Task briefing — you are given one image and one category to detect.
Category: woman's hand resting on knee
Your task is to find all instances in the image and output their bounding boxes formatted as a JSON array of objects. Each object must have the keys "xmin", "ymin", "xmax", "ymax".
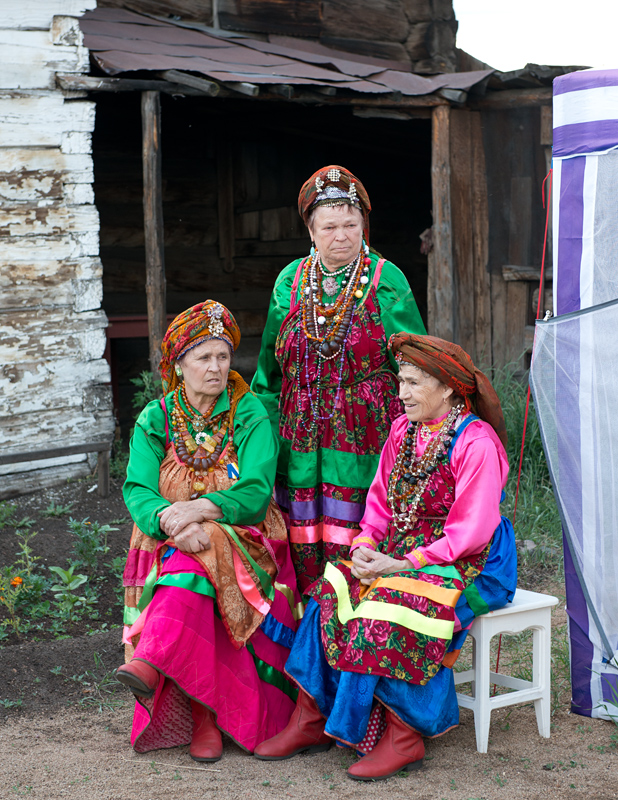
[{"xmin": 171, "ymin": 522, "xmax": 212, "ymax": 553}]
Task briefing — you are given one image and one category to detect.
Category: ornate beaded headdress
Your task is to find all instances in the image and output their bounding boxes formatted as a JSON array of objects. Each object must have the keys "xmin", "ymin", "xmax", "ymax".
[
  {"xmin": 160, "ymin": 300, "xmax": 241, "ymax": 394},
  {"xmin": 298, "ymin": 165, "xmax": 372, "ymax": 244}
]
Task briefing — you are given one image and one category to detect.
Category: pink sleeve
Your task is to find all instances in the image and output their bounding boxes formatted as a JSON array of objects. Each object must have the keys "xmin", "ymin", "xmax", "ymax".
[
  {"xmin": 350, "ymin": 415, "xmax": 407, "ymax": 553},
  {"xmin": 405, "ymin": 422, "xmax": 508, "ymax": 568}
]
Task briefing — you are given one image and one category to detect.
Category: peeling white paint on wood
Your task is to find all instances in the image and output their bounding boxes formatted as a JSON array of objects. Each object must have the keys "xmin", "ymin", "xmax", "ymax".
[
  {"xmin": 0, "ymin": 0, "xmax": 115, "ymax": 495},
  {"xmin": 0, "ymin": 0, "xmax": 96, "ymax": 31}
]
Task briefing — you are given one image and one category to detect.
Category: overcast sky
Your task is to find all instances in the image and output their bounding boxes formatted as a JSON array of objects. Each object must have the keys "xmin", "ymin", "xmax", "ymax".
[{"xmin": 453, "ymin": 0, "xmax": 618, "ymax": 72}]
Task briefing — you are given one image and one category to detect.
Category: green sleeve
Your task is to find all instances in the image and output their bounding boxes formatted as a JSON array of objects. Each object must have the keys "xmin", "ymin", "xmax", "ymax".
[
  {"xmin": 122, "ymin": 397, "xmax": 171, "ymax": 540},
  {"xmin": 376, "ymin": 259, "xmax": 427, "ymax": 370},
  {"xmin": 250, "ymin": 260, "xmax": 302, "ymax": 436},
  {"xmin": 206, "ymin": 392, "xmax": 279, "ymax": 525}
]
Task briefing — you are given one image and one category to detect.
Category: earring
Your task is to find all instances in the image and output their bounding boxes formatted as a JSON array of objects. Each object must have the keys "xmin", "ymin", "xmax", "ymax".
[
  {"xmin": 362, "ymin": 238, "xmax": 370, "ymax": 256},
  {"xmin": 310, "ymin": 241, "xmax": 316, "ymax": 258},
  {"xmin": 174, "ymin": 364, "xmax": 183, "ymax": 378}
]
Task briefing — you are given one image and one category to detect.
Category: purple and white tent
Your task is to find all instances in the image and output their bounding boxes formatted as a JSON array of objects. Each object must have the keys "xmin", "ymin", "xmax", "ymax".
[{"xmin": 530, "ymin": 69, "xmax": 618, "ymax": 721}]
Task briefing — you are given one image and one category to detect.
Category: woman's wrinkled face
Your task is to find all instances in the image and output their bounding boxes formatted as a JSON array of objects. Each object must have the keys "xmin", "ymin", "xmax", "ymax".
[
  {"xmin": 308, "ymin": 204, "xmax": 364, "ymax": 270},
  {"xmin": 178, "ymin": 338, "xmax": 231, "ymax": 403},
  {"xmin": 398, "ymin": 364, "xmax": 454, "ymax": 423}
]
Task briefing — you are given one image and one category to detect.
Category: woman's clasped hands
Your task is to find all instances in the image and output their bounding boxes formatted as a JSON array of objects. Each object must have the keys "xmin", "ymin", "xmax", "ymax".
[
  {"xmin": 157, "ymin": 498, "xmax": 223, "ymax": 553},
  {"xmin": 350, "ymin": 545, "xmax": 408, "ymax": 585}
]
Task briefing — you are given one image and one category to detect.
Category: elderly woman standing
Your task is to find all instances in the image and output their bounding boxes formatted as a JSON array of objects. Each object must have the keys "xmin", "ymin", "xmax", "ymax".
[
  {"xmin": 252, "ymin": 166, "xmax": 426, "ymax": 595},
  {"xmin": 254, "ymin": 333, "xmax": 517, "ymax": 781},
  {"xmin": 116, "ymin": 300, "xmax": 301, "ymax": 762}
]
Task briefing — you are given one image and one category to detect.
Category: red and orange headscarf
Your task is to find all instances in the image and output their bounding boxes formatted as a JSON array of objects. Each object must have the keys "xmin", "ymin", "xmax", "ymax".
[
  {"xmin": 298, "ymin": 165, "xmax": 371, "ymax": 244},
  {"xmin": 159, "ymin": 300, "xmax": 241, "ymax": 394},
  {"xmin": 389, "ymin": 332, "xmax": 508, "ymax": 448}
]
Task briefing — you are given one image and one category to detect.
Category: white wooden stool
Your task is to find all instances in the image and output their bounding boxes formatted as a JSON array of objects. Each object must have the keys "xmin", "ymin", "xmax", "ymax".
[{"xmin": 454, "ymin": 587, "xmax": 559, "ymax": 753}]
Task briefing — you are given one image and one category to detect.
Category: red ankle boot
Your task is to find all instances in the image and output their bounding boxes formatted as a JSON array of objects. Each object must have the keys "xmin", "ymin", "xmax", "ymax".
[
  {"xmin": 190, "ymin": 701, "xmax": 223, "ymax": 763},
  {"xmin": 116, "ymin": 659, "xmax": 159, "ymax": 698},
  {"xmin": 254, "ymin": 690, "xmax": 331, "ymax": 760},
  {"xmin": 347, "ymin": 709, "xmax": 424, "ymax": 781}
]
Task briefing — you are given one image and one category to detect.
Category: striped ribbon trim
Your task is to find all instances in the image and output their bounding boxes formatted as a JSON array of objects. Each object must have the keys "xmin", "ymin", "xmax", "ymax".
[
  {"xmin": 462, "ymin": 582, "xmax": 490, "ymax": 617},
  {"xmin": 219, "ymin": 522, "xmax": 275, "ymax": 602},
  {"xmin": 245, "ymin": 642, "xmax": 299, "ymax": 702},
  {"xmin": 324, "ymin": 562, "xmax": 454, "ymax": 640},
  {"xmin": 374, "ymin": 576, "xmax": 461, "ymax": 608}
]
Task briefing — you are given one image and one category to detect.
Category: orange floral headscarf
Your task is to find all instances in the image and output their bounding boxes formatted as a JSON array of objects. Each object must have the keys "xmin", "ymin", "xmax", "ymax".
[
  {"xmin": 159, "ymin": 300, "xmax": 241, "ymax": 394},
  {"xmin": 389, "ymin": 332, "xmax": 508, "ymax": 448},
  {"xmin": 298, "ymin": 165, "xmax": 371, "ymax": 244}
]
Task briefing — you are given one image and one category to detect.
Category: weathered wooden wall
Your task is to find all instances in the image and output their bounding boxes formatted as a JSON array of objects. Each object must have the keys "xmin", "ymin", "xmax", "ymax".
[
  {"xmin": 94, "ymin": 93, "xmax": 431, "ymax": 431},
  {"xmin": 98, "ymin": 0, "xmax": 457, "ymax": 73},
  {"xmin": 0, "ymin": 0, "xmax": 115, "ymax": 498},
  {"xmin": 427, "ymin": 103, "xmax": 550, "ymax": 373}
]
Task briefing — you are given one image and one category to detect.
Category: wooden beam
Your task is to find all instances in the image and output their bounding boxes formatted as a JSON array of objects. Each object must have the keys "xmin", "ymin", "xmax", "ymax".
[
  {"xmin": 0, "ymin": 441, "xmax": 113, "ymax": 466},
  {"xmin": 428, "ymin": 105, "xmax": 454, "ymax": 340},
  {"xmin": 56, "ymin": 73, "xmax": 202, "ymax": 95},
  {"xmin": 141, "ymin": 91, "xmax": 167, "ymax": 376},
  {"xmin": 226, "ymin": 81, "xmax": 259, "ymax": 97},
  {"xmin": 502, "ymin": 264, "xmax": 553, "ymax": 282},
  {"xmin": 97, "ymin": 449, "xmax": 111, "ymax": 498},
  {"xmin": 469, "ymin": 87, "xmax": 552, "ymax": 110},
  {"xmin": 159, "ymin": 69, "xmax": 220, "ymax": 96}
]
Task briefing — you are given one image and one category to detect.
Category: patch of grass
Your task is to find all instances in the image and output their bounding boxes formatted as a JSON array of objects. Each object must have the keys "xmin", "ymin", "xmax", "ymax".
[
  {"xmin": 0, "ymin": 699, "xmax": 23, "ymax": 709},
  {"xmin": 65, "ymin": 652, "xmax": 125, "ymax": 713},
  {"xmin": 0, "ymin": 501, "xmax": 17, "ymax": 529}
]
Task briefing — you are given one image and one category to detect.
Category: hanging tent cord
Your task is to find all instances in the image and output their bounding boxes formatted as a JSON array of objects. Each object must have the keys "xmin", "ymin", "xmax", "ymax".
[{"xmin": 492, "ymin": 168, "xmax": 553, "ymax": 695}]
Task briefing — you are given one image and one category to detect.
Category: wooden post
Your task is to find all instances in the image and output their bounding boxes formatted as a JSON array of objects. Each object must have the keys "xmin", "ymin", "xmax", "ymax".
[
  {"xmin": 428, "ymin": 105, "xmax": 455, "ymax": 340},
  {"xmin": 217, "ymin": 139, "xmax": 235, "ymax": 274},
  {"xmin": 97, "ymin": 449, "xmax": 110, "ymax": 498},
  {"xmin": 141, "ymin": 90, "xmax": 166, "ymax": 376}
]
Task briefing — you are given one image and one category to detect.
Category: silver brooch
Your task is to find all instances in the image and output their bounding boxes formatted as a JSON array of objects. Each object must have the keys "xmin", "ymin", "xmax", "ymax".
[
  {"xmin": 326, "ymin": 168, "xmax": 341, "ymax": 182},
  {"xmin": 348, "ymin": 181, "xmax": 358, "ymax": 202},
  {"xmin": 208, "ymin": 303, "xmax": 225, "ymax": 337},
  {"xmin": 315, "ymin": 176, "xmax": 324, "ymax": 191}
]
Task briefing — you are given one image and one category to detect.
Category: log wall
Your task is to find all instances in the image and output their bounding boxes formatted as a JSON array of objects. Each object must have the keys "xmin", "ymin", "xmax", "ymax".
[{"xmin": 0, "ymin": 0, "xmax": 115, "ymax": 498}]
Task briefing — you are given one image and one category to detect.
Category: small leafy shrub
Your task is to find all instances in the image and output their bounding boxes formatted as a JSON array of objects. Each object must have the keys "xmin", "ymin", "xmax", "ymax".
[
  {"xmin": 49, "ymin": 565, "xmax": 90, "ymax": 621},
  {"xmin": 131, "ymin": 370, "xmax": 162, "ymax": 412},
  {"xmin": 0, "ymin": 569, "xmax": 25, "ymax": 636},
  {"xmin": 41, "ymin": 501, "xmax": 75, "ymax": 518},
  {"xmin": 68, "ymin": 518, "xmax": 118, "ymax": 574},
  {"xmin": 0, "ymin": 501, "xmax": 17, "ymax": 529}
]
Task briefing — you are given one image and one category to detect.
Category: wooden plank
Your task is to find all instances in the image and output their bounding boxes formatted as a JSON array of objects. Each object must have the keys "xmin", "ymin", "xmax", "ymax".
[
  {"xmin": 322, "ymin": 0, "xmax": 409, "ymax": 41},
  {"xmin": 489, "ymin": 272, "xmax": 507, "ymax": 369},
  {"xmin": 141, "ymin": 90, "xmax": 167, "ymax": 376},
  {"xmin": 217, "ymin": 137, "xmax": 235, "ymax": 274},
  {"xmin": 159, "ymin": 69, "xmax": 220, "ymax": 97},
  {"xmin": 0, "ymin": 33, "xmax": 88, "ymax": 90},
  {"xmin": 505, "ymin": 281, "xmax": 529, "ymax": 369},
  {"xmin": 0, "ymin": 441, "xmax": 113, "ymax": 467},
  {"xmin": 502, "ymin": 265, "xmax": 553, "ymax": 282},
  {"xmin": 0, "ymin": 0, "xmax": 96, "ymax": 30},
  {"xmin": 0, "ymin": 203, "xmax": 99, "ymax": 238},
  {"xmin": 97, "ymin": 449, "xmax": 111, "ymax": 498},
  {"xmin": 470, "ymin": 111, "xmax": 491, "ymax": 365},
  {"xmin": 540, "ymin": 105, "xmax": 553, "ymax": 146},
  {"xmin": 0, "ymin": 462, "xmax": 91, "ymax": 500},
  {"xmin": 428, "ymin": 104, "xmax": 454, "ymax": 340},
  {"xmin": 57, "ymin": 73, "xmax": 203, "ymax": 95},
  {"xmin": 449, "ymin": 109, "xmax": 475, "ymax": 352},
  {"xmin": 219, "ymin": 0, "xmax": 321, "ymax": 36},
  {"xmin": 96, "ymin": 0, "xmax": 213, "ymax": 23},
  {"xmin": 0, "ymin": 310, "xmax": 108, "ymax": 362},
  {"xmin": 469, "ymin": 88, "xmax": 552, "ymax": 110}
]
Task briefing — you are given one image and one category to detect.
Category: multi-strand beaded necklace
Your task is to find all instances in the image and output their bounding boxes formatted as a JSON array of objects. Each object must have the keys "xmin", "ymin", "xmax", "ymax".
[
  {"xmin": 387, "ymin": 405, "xmax": 464, "ymax": 534},
  {"xmin": 296, "ymin": 246, "xmax": 371, "ymax": 434},
  {"xmin": 171, "ymin": 382, "xmax": 233, "ymax": 496}
]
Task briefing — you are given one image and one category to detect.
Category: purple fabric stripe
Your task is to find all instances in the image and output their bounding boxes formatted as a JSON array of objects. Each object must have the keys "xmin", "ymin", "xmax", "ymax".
[
  {"xmin": 564, "ymin": 541, "xmax": 594, "ymax": 716},
  {"xmin": 554, "ymin": 70, "xmax": 618, "ymax": 96},
  {"xmin": 554, "ymin": 120, "xmax": 618, "ymax": 158},
  {"xmin": 123, "ymin": 548, "xmax": 156, "ymax": 586},
  {"xmin": 556, "ymin": 157, "xmax": 585, "ymax": 315},
  {"xmin": 601, "ymin": 672, "xmax": 618, "ymax": 705},
  {"xmin": 274, "ymin": 485, "xmax": 364, "ymax": 522}
]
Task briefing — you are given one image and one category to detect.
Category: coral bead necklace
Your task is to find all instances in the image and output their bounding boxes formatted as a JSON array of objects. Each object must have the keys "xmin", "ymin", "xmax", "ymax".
[{"xmin": 171, "ymin": 383, "xmax": 233, "ymax": 496}]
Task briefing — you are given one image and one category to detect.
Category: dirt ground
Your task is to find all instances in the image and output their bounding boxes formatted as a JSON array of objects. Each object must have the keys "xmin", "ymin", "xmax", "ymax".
[{"xmin": 1, "ymin": 476, "xmax": 617, "ymax": 800}]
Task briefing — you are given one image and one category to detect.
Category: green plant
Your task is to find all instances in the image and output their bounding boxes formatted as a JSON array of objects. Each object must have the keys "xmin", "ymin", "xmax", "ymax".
[
  {"xmin": 48, "ymin": 565, "xmax": 89, "ymax": 620},
  {"xmin": 0, "ymin": 698, "xmax": 22, "ymax": 709},
  {"xmin": 41, "ymin": 501, "xmax": 75, "ymax": 518},
  {"xmin": 68, "ymin": 518, "xmax": 118, "ymax": 574},
  {"xmin": 0, "ymin": 501, "xmax": 17, "ymax": 529},
  {"xmin": 0, "ymin": 569, "xmax": 25, "ymax": 636},
  {"xmin": 68, "ymin": 653, "xmax": 125, "ymax": 712},
  {"xmin": 131, "ymin": 370, "xmax": 163, "ymax": 411},
  {"xmin": 110, "ymin": 439, "xmax": 130, "ymax": 480},
  {"xmin": 13, "ymin": 530, "xmax": 40, "ymax": 576}
]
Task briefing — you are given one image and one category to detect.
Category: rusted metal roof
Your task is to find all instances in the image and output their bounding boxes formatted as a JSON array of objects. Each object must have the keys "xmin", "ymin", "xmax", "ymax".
[{"xmin": 80, "ymin": 8, "xmax": 492, "ymax": 97}]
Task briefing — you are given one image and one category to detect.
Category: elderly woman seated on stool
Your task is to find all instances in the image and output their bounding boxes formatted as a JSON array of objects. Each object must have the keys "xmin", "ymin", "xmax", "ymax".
[{"xmin": 254, "ymin": 333, "xmax": 517, "ymax": 781}]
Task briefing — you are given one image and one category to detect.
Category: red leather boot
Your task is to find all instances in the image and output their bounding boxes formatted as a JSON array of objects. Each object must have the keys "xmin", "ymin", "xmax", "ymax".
[
  {"xmin": 254, "ymin": 690, "xmax": 331, "ymax": 760},
  {"xmin": 347, "ymin": 709, "xmax": 424, "ymax": 781},
  {"xmin": 190, "ymin": 701, "xmax": 223, "ymax": 762},
  {"xmin": 116, "ymin": 659, "xmax": 159, "ymax": 698}
]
